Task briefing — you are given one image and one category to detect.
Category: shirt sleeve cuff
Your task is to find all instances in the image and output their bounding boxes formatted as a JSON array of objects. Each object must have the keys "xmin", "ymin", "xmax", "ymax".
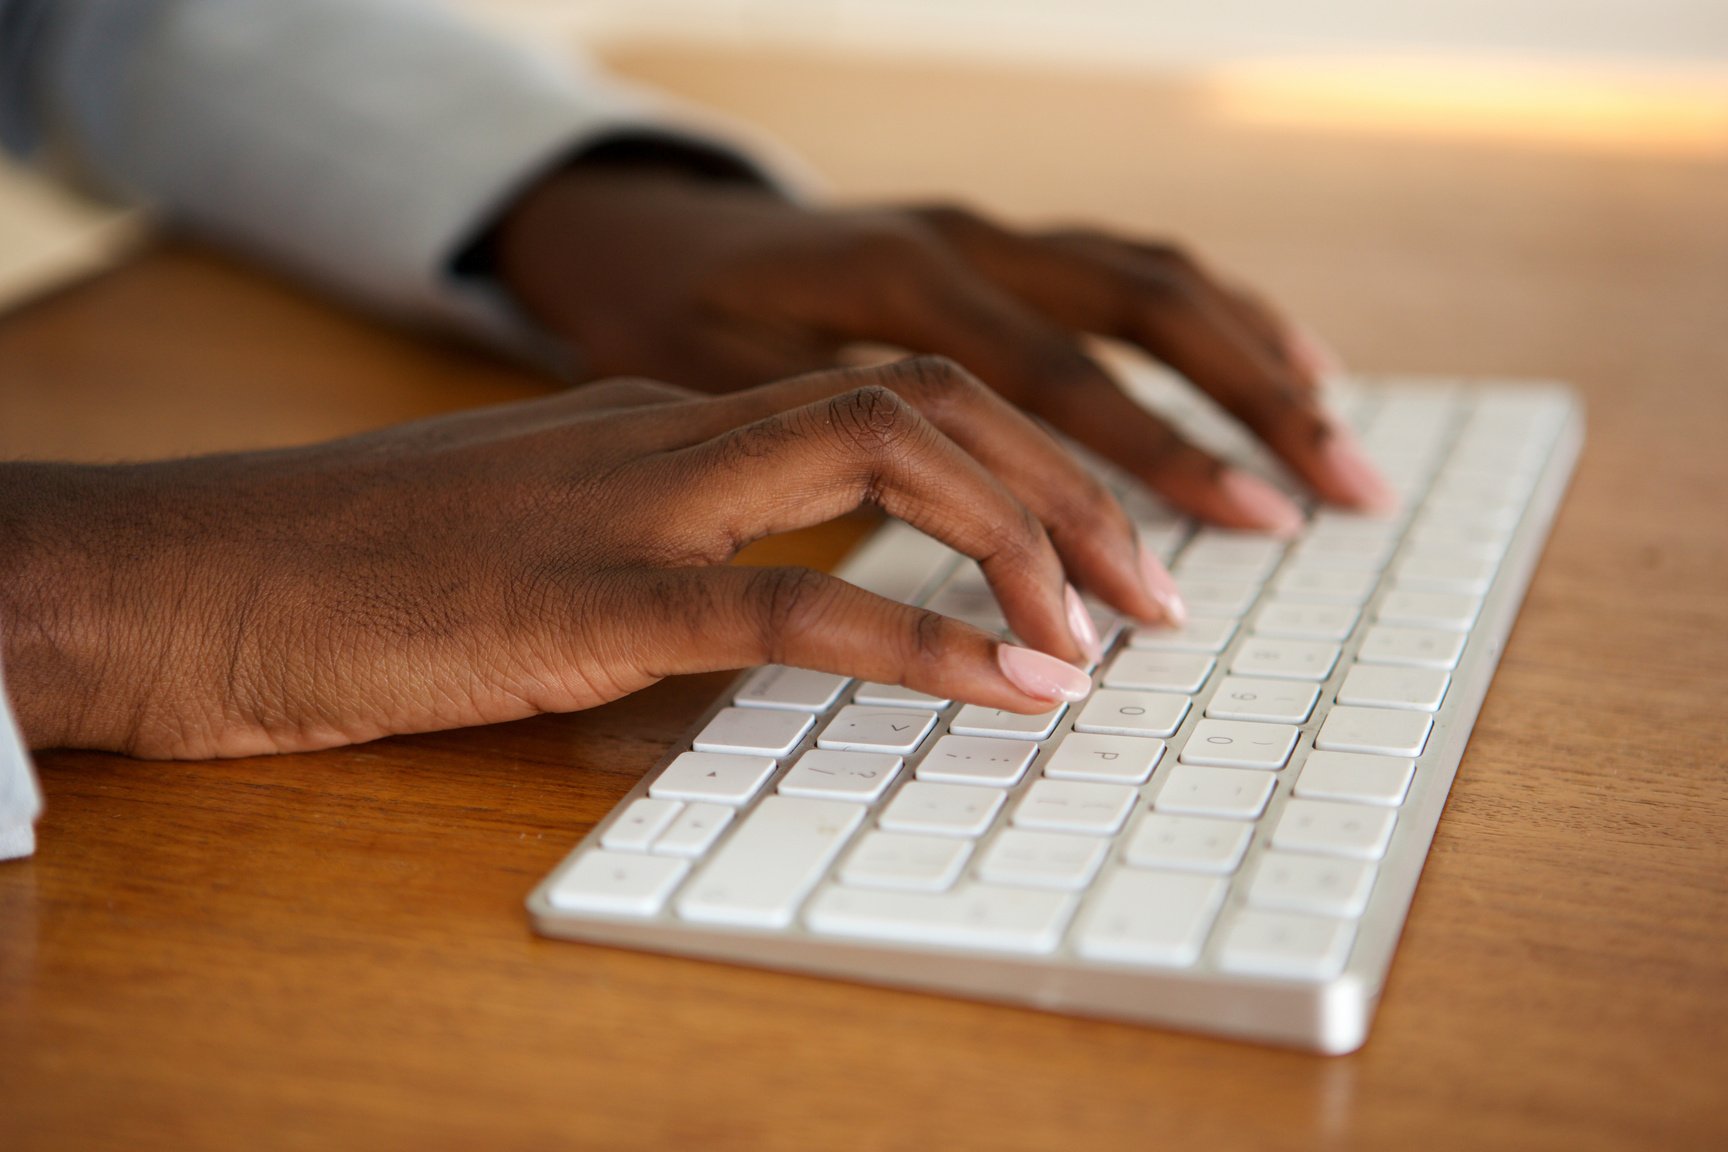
[{"xmin": 45, "ymin": 0, "xmax": 818, "ymax": 356}]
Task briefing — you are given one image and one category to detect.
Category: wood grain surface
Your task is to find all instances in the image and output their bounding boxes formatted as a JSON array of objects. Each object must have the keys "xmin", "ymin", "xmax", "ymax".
[{"xmin": 2, "ymin": 46, "xmax": 1725, "ymax": 1151}]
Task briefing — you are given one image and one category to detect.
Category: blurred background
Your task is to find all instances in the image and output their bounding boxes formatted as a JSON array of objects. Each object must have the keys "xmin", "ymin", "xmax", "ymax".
[{"xmin": 4, "ymin": 0, "xmax": 1725, "ymax": 311}]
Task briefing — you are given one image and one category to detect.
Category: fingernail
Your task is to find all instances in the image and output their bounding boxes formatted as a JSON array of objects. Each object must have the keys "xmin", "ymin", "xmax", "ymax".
[
  {"xmin": 1289, "ymin": 322, "xmax": 1345, "ymax": 379},
  {"xmin": 1137, "ymin": 540, "xmax": 1187, "ymax": 626},
  {"xmin": 1318, "ymin": 426, "xmax": 1400, "ymax": 514},
  {"xmin": 1219, "ymin": 469, "xmax": 1307, "ymax": 537},
  {"xmin": 1064, "ymin": 583, "xmax": 1102, "ymax": 665},
  {"xmin": 997, "ymin": 644, "xmax": 1092, "ymax": 703}
]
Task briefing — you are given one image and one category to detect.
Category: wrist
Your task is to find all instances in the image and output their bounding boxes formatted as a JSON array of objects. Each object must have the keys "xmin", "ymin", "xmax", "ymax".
[
  {"xmin": 0, "ymin": 463, "xmax": 215, "ymax": 753},
  {"xmin": 462, "ymin": 135, "xmax": 780, "ymax": 289}
]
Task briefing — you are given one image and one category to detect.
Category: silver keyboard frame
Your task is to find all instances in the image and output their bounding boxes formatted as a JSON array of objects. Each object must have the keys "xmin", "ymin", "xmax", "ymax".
[{"xmin": 528, "ymin": 380, "xmax": 1584, "ymax": 1054}]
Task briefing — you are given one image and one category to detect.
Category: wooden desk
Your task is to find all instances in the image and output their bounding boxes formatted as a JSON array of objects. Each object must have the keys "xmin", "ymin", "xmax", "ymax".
[{"xmin": 3, "ymin": 46, "xmax": 1726, "ymax": 1151}]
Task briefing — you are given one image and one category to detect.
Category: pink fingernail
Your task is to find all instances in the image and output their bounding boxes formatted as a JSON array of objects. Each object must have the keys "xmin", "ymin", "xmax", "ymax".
[
  {"xmin": 1318, "ymin": 428, "xmax": 1401, "ymax": 514},
  {"xmin": 1219, "ymin": 469, "xmax": 1307, "ymax": 537},
  {"xmin": 997, "ymin": 644, "xmax": 1092, "ymax": 703},
  {"xmin": 1289, "ymin": 322, "xmax": 1345, "ymax": 379},
  {"xmin": 1137, "ymin": 539, "xmax": 1187, "ymax": 626},
  {"xmin": 1064, "ymin": 583, "xmax": 1102, "ymax": 665}
]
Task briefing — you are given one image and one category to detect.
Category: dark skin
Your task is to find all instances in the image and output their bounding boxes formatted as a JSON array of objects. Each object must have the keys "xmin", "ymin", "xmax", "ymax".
[
  {"xmin": 0, "ymin": 162, "xmax": 1391, "ymax": 758},
  {"xmin": 494, "ymin": 160, "xmax": 1392, "ymax": 531}
]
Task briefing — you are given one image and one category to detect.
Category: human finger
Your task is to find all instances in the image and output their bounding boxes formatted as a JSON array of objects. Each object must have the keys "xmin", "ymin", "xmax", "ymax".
[
  {"xmin": 629, "ymin": 564, "xmax": 1093, "ymax": 710},
  {"xmin": 651, "ymin": 356, "xmax": 1181, "ymax": 626},
  {"xmin": 911, "ymin": 209, "xmax": 1394, "ymax": 512},
  {"xmin": 641, "ymin": 380, "xmax": 1094, "ymax": 662},
  {"xmin": 786, "ymin": 224, "xmax": 1308, "ymax": 533}
]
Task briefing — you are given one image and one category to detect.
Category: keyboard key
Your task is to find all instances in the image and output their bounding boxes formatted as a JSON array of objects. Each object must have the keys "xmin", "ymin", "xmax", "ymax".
[
  {"xmin": 1252, "ymin": 601, "xmax": 1359, "ymax": 642},
  {"xmin": 650, "ymin": 802, "xmax": 735, "ymax": 858},
  {"xmin": 779, "ymin": 749, "xmax": 903, "ymax": 802},
  {"xmin": 599, "ymin": 797, "xmax": 684, "ymax": 851},
  {"xmin": 839, "ymin": 831, "xmax": 971, "ymax": 892},
  {"xmin": 818, "ymin": 706, "xmax": 939, "ymax": 754},
  {"xmin": 978, "ymin": 829, "xmax": 1110, "ymax": 890},
  {"xmin": 1153, "ymin": 764, "xmax": 1275, "ymax": 820},
  {"xmin": 916, "ymin": 735, "xmax": 1037, "ymax": 787},
  {"xmin": 1335, "ymin": 665, "xmax": 1449, "ymax": 712},
  {"xmin": 880, "ymin": 781, "xmax": 1005, "ymax": 837},
  {"xmin": 1124, "ymin": 813, "xmax": 1253, "ymax": 874},
  {"xmin": 1288, "ymin": 535, "xmax": 1395, "ymax": 571},
  {"xmin": 1295, "ymin": 751, "xmax": 1415, "ymax": 807},
  {"xmin": 924, "ymin": 570, "xmax": 1008, "ymax": 632},
  {"xmin": 1274, "ymin": 567, "xmax": 1378, "ymax": 606},
  {"xmin": 1392, "ymin": 553, "xmax": 1498, "ymax": 595},
  {"xmin": 1407, "ymin": 516, "xmax": 1512, "ymax": 557},
  {"xmin": 1316, "ymin": 707, "xmax": 1433, "ymax": 757},
  {"xmin": 1079, "ymin": 594, "xmax": 1128, "ymax": 658},
  {"xmin": 1376, "ymin": 590, "xmax": 1482, "ymax": 632},
  {"xmin": 1308, "ymin": 509, "xmax": 1402, "ymax": 541},
  {"xmin": 853, "ymin": 682, "xmax": 952, "ymax": 709},
  {"xmin": 650, "ymin": 752, "xmax": 777, "ymax": 805},
  {"xmin": 548, "ymin": 851, "xmax": 690, "ymax": 916},
  {"xmin": 1205, "ymin": 676, "xmax": 1318, "ymax": 724},
  {"xmin": 1102, "ymin": 649, "xmax": 1215, "ymax": 693},
  {"xmin": 1074, "ymin": 689, "xmax": 1191, "ymax": 738},
  {"xmin": 806, "ymin": 883, "xmax": 1077, "ymax": 954},
  {"xmin": 1127, "ymin": 615, "xmax": 1237, "ymax": 653},
  {"xmin": 1012, "ymin": 779, "xmax": 1138, "ymax": 835},
  {"xmin": 1074, "ymin": 869, "xmax": 1228, "ymax": 966},
  {"xmin": 1179, "ymin": 529, "xmax": 1287, "ymax": 578},
  {"xmin": 692, "ymin": 707, "xmax": 813, "ymax": 757},
  {"xmin": 1229, "ymin": 638, "xmax": 1340, "ymax": 682},
  {"xmin": 949, "ymin": 703, "xmax": 1065, "ymax": 740},
  {"xmin": 1248, "ymin": 851, "xmax": 1377, "ymax": 917},
  {"xmin": 676, "ymin": 796, "xmax": 864, "ymax": 928},
  {"xmin": 1218, "ymin": 910, "xmax": 1356, "ymax": 981},
  {"xmin": 1174, "ymin": 575, "xmax": 1261, "ymax": 617},
  {"xmin": 1042, "ymin": 732, "xmax": 1165, "ymax": 784},
  {"xmin": 1272, "ymin": 799, "xmax": 1398, "ymax": 860},
  {"xmin": 1178, "ymin": 719, "xmax": 1299, "ymax": 770},
  {"xmin": 1357, "ymin": 625, "xmax": 1467, "ymax": 669},
  {"xmin": 734, "ymin": 665, "xmax": 851, "ymax": 712}
]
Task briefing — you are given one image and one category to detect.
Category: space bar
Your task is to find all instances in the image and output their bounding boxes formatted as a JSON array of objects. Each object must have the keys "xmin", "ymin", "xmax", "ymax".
[{"xmin": 805, "ymin": 884, "xmax": 1076, "ymax": 954}]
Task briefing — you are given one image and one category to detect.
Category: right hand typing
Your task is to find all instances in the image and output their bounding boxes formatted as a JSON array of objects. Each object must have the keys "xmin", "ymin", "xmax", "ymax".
[{"xmin": 0, "ymin": 357, "xmax": 1179, "ymax": 759}]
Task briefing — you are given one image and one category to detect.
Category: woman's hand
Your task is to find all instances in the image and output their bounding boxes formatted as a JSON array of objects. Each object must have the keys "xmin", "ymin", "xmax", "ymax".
[
  {"xmin": 495, "ymin": 162, "xmax": 1394, "ymax": 534},
  {"xmin": 0, "ymin": 358, "xmax": 1174, "ymax": 759}
]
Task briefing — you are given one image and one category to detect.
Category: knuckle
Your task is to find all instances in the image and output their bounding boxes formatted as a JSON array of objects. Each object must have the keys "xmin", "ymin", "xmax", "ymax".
[
  {"xmin": 905, "ymin": 608, "xmax": 952, "ymax": 674},
  {"xmin": 824, "ymin": 384, "xmax": 920, "ymax": 457},
  {"xmin": 992, "ymin": 501, "xmax": 1056, "ymax": 572},
  {"xmin": 1059, "ymin": 472, "xmax": 1132, "ymax": 540},
  {"xmin": 877, "ymin": 354, "xmax": 980, "ymax": 412},
  {"xmin": 744, "ymin": 567, "xmax": 831, "ymax": 664}
]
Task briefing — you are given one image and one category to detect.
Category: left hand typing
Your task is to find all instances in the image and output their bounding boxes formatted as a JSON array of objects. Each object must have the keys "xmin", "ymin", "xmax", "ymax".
[{"xmin": 493, "ymin": 160, "xmax": 1395, "ymax": 536}]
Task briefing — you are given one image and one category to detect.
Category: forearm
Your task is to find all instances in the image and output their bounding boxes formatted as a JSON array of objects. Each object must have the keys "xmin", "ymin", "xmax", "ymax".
[{"xmin": 0, "ymin": 461, "xmax": 230, "ymax": 753}]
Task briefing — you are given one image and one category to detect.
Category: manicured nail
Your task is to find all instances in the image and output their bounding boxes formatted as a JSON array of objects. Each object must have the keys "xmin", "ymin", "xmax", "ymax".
[
  {"xmin": 1137, "ymin": 540, "xmax": 1187, "ymax": 626},
  {"xmin": 1318, "ymin": 427, "xmax": 1400, "ymax": 514},
  {"xmin": 1219, "ymin": 469, "xmax": 1307, "ymax": 537},
  {"xmin": 997, "ymin": 644, "xmax": 1092, "ymax": 703},
  {"xmin": 1289, "ymin": 322, "xmax": 1345, "ymax": 379},
  {"xmin": 1064, "ymin": 583, "xmax": 1102, "ymax": 665}
]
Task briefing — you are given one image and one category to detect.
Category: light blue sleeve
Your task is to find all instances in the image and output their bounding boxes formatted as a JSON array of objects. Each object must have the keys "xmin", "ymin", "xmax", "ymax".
[
  {"xmin": 1, "ymin": 0, "xmax": 807, "ymax": 348},
  {"xmin": 0, "ymin": 644, "xmax": 41, "ymax": 861}
]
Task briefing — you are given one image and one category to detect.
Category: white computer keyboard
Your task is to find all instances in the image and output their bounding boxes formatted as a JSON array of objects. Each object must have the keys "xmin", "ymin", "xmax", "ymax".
[{"xmin": 528, "ymin": 374, "xmax": 1583, "ymax": 1054}]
